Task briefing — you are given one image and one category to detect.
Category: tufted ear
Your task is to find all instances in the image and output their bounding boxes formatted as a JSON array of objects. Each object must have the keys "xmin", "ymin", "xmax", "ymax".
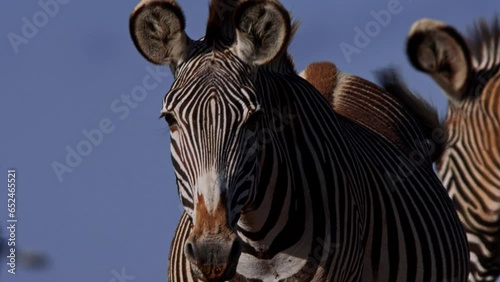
[
  {"xmin": 129, "ymin": 0, "xmax": 191, "ymax": 67},
  {"xmin": 232, "ymin": 0, "xmax": 291, "ymax": 65},
  {"xmin": 407, "ymin": 19, "xmax": 472, "ymax": 102}
]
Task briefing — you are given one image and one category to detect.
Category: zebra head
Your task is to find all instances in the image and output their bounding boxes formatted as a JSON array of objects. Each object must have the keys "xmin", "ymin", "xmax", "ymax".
[
  {"xmin": 130, "ymin": 0, "xmax": 293, "ymax": 280},
  {"xmin": 406, "ymin": 18, "xmax": 500, "ymax": 168},
  {"xmin": 407, "ymin": 18, "xmax": 500, "ymax": 281}
]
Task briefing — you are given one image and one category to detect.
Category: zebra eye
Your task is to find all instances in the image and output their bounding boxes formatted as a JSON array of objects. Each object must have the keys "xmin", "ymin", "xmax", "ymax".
[
  {"xmin": 162, "ymin": 113, "xmax": 178, "ymax": 130},
  {"xmin": 245, "ymin": 111, "xmax": 261, "ymax": 132}
]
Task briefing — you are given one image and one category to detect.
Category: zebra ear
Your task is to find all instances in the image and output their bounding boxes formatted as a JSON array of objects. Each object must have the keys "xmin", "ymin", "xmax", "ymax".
[
  {"xmin": 232, "ymin": 0, "xmax": 291, "ymax": 65},
  {"xmin": 129, "ymin": 0, "xmax": 191, "ymax": 67},
  {"xmin": 407, "ymin": 19, "xmax": 472, "ymax": 101}
]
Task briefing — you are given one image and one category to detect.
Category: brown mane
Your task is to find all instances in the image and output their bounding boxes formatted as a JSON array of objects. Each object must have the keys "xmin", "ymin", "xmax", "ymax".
[
  {"xmin": 375, "ymin": 68, "xmax": 446, "ymax": 161},
  {"xmin": 467, "ymin": 15, "xmax": 500, "ymax": 72},
  {"xmin": 466, "ymin": 16, "xmax": 500, "ymax": 97},
  {"xmin": 301, "ymin": 62, "xmax": 444, "ymax": 162}
]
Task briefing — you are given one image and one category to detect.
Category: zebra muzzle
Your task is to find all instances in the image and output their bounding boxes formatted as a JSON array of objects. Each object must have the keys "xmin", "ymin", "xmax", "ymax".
[{"xmin": 184, "ymin": 235, "xmax": 241, "ymax": 281}]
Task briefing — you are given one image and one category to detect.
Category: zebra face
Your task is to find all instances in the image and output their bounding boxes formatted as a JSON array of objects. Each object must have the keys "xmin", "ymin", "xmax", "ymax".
[
  {"xmin": 166, "ymin": 74, "xmax": 259, "ymax": 278},
  {"xmin": 163, "ymin": 51, "xmax": 262, "ymax": 223},
  {"xmin": 130, "ymin": 0, "xmax": 292, "ymax": 280}
]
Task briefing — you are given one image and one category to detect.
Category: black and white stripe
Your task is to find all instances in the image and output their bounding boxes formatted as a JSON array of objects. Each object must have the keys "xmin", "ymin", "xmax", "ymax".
[
  {"xmin": 440, "ymin": 20, "xmax": 500, "ymax": 282},
  {"xmin": 407, "ymin": 17, "xmax": 500, "ymax": 282},
  {"xmin": 165, "ymin": 44, "xmax": 468, "ymax": 282},
  {"xmin": 128, "ymin": 1, "xmax": 469, "ymax": 281}
]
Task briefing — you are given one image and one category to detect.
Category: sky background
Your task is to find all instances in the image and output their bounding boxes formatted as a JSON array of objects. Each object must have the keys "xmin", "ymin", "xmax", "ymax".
[{"xmin": 0, "ymin": 1, "xmax": 497, "ymax": 281}]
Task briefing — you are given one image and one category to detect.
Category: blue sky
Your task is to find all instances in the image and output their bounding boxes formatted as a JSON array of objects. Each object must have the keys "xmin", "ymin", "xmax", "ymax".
[{"xmin": 0, "ymin": 1, "xmax": 497, "ymax": 281}]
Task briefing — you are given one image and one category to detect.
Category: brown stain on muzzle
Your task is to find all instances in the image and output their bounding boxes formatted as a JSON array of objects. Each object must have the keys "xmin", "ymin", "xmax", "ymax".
[
  {"xmin": 187, "ymin": 194, "xmax": 241, "ymax": 281},
  {"xmin": 191, "ymin": 193, "xmax": 235, "ymax": 238}
]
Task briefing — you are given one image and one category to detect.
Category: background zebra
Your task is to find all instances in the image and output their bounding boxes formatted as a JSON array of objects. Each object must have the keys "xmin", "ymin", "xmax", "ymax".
[
  {"xmin": 129, "ymin": 0, "xmax": 469, "ymax": 281},
  {"xmin": 406, "ymin": 17, "xmax": 500, "ymax": 282}
]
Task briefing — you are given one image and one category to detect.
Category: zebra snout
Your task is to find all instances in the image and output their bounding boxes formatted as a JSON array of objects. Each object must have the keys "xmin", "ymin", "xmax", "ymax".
[{"xmin": 184, "ymin": 236, "xmax": 241, "ymax": 281}]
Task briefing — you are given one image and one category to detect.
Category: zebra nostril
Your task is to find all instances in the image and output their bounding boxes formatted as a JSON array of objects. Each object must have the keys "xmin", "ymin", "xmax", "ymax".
[
  {"xmin": 229, "ymin": 239, "xmax": 242, "ymax": 261},
  {"xmin": 184, "ymin": 240, "xmax": 196, "ymax": 261},
  {"xmin": 184, "ymin": 236, "xmax": 241, "ymax": 280}
]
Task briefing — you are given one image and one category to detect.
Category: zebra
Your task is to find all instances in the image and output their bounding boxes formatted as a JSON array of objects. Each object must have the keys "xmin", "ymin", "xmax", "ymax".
[
  {"xmin": 406, "ymin": 17, "xmax": 500, "ymax": 282},
  {"xmin": 167, "ymin": 62, "xmax": 454, "ymax": 281},
  {"xmin": 129, "ymin": 0, "xmax": 469, "ymax": 281}
]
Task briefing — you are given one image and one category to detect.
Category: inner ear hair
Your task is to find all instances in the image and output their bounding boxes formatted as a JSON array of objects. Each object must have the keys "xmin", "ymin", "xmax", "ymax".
[
  {"xmin": 233, "ymin": 0, "xmax": 291, "ymax": 65},
  {"xmin": 129, "ymin": 0, "xmax": 190, "ymax": 66},
  {"xmin": 407, "ymin": 19, "xmax": 472, "ymax": 100}
]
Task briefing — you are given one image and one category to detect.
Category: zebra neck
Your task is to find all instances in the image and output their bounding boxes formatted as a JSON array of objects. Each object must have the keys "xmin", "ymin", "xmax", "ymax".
[
  {"xmin": 237, "ymin": 143, "xmax": 313, "ymax": 251},
  {"xmin": 233, "ymin": 95, "xmax": 330, "ymax": 280},
  {"xmin": 235, "ymin": 153, "xmax": 318, "ymax": 280}
]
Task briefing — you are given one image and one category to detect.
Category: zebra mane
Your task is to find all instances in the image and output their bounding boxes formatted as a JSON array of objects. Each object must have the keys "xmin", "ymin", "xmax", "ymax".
[
  {"xmin": 300, "ymin": 62, "xmax": 443, "ymax": 162},
  {"xmin": 205, "ymin": 0, "xmax": 299, "ymax": 72},
  {"xmin": 375, "ymin": 68, "xmax": 446, "ymax": 162},
  {"xmin": 466, "ymin": 15, "xmax": 500, "ymax": 73},
  {"xmin": 206, "ymin": 0, "xmax": 239, "ymax": 47}
]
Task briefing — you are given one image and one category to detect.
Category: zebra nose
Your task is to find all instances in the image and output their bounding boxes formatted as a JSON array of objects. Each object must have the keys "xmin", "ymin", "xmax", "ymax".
[{"xmin": 184, "ymin": 236, "xmax": 241, "ymax": 281}]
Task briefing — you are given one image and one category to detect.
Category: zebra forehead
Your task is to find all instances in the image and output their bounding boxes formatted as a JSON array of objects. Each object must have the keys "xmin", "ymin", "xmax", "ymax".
[
  {"xmin": 163, "ymin": 59, "xmax": 259, "ymax": 114},
  {"xmin": 173, "ymin": 51, "xmax": 252, "ymax": 83}
]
